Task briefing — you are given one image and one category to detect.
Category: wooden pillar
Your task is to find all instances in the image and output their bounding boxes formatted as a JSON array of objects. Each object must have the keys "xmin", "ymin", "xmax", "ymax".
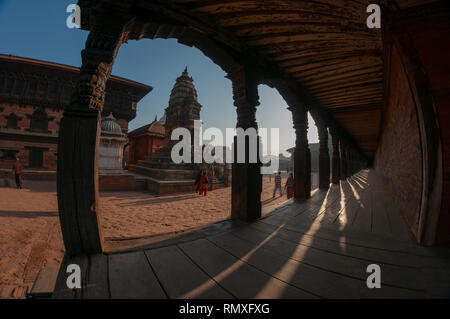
[
  {"xmin": 346, "ymin": 146, "xmax": 353, "ymax": 177},
  {"xmin": 318, "ymin": 123, "xmax": 330, "ymax": 189},
  {"xmin": 57, "ymin": 17, "xmax": 128, "ymax": 255},
  {"xmin": 229, "ymin": 66, "xmax": 262, "ymax": 222},
  {"xmin": 330, "ymin": 127, "xmax": 340, "ymax": 183},
  {"xmin": 339, "ymin": 137, "xmax": 347, "ymax": 181},
  {"xmin": 352, "ymin": 149, "xmax": 357, "ymax": 174},
  {"xmin": 291, "ymin": 105, "xmax": 310, "ymax": 199}
]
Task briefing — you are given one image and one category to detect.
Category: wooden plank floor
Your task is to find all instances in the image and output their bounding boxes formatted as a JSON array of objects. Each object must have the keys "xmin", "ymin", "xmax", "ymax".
[{"xmin": 53, "ymin": 170, "xmax": 450, "ymax": 299}]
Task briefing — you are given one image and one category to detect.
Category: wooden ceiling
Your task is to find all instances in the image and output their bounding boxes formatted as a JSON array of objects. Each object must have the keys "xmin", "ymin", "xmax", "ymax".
[
  {"xmin": 80, "ymin": 0, "xmax": 441, "ymax": 158},
  {"xmin": 172, "ymin": 0, "xmax": 385, "ymax": 158}
]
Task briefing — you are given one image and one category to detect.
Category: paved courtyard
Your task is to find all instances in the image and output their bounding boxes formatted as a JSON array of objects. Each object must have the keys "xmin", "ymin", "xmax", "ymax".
[{"xmin": 0, "ymin": 176, "xmax": 288, "ymax": 298}]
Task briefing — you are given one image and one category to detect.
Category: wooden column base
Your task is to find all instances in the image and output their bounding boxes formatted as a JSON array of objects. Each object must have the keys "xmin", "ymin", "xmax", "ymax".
[
  {"xmin": 57, "ymin": 112, "xmax": 103, "ymax": 255},
  {"xmin": 340, "ymin": 160, "xmax": 347, "ymax": 181},
  {"xmin": 331, "ymin": 155, "xmax": 340, "ymax": 183},
  {"xmin": 319, "ymin": 151, "xmax": 330, "ymax": 189},
  {"xmin": 231, "ymin": 162, "xmax": 262, "ymax": 221},
  {"xmin": 294, "ymin": 146, "xmax": 311, "ymax": 199}
]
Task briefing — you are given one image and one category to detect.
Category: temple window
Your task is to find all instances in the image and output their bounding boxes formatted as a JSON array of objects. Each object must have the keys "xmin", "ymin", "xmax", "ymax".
[
  {"xmin": 6, "ymin": 113, "xmax": 20, "ymax": 129},
  {"xmin": 0, "ymin": 149, "xmax": 19, "ymax": 160},
  {"xmin": 26, "ymin": 146, "xmax": 47, "ymax": 168},
  {"xmin": 29, "ymin": 107, "xmax": 49, "ymax": 133}
]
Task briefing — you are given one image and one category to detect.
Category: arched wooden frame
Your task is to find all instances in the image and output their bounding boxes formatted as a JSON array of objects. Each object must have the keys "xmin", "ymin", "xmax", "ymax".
[
  {"xmin": 58, "ymin": 7, "xmax": 370, "ymax": 255},
  {"xmin": 56, "ymin": 15, "xmax": 261, "ymax": 255}
]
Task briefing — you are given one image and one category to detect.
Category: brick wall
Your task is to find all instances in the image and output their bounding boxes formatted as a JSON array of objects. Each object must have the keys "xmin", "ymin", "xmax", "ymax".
[
  {"xmin": 408, "ymin": 15, "xmax": 450, "ymax": 246},
  {"xmin": 0, "ymin": 139, "xmax": 58, "ymax": 169},
  {"xmin": 99, "ymin": 174, "xmax": 136, "ymax": 191},
  {"xmin": 374, "ymin": 45, "xmax": 423, "ymax": 239},
  {"xmin": 0, "ymin": 102, "xmax": 62, "ymax": 170},
  {"xmin": 0, "ymin": 102, "xmax": 63, "ymax": 134}
]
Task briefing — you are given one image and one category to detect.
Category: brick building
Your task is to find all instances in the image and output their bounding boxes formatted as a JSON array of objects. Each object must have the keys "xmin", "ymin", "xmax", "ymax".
[
  {"xmin": 0, "ymin": 54, "xmax": 152, "ymax": 171},
  {"xmin": 127, "ymin": 116, "xmax": 166, "ymax": 165}
]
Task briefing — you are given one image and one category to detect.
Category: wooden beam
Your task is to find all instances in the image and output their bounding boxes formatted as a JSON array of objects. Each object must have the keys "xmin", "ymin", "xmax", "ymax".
[
  {"xmin": 246, "ymin": 32, "xmax": 378, "ymax": 46},
  {"xmin": 276, "ymin": 49, "xmax": 382, "ymax": 66},
  {"xmin": 300, "ymin": 65, "xmax": 383, "ymax": 84},
  {"xmin": 287, "ymin": 56, "xmax": 382, "ymax": 75},
  {"xmin": 231, "ymin": 22, "xmax": 374, "ymax": 37},
  {"xmin": 188, "ymin": 0, "xmax": 366, "ymax": 20},
  {"xmin": 301, "ymin": 67, "xmax": 383, "ymax": 86},
  {"xmin": 262, "ymin": 39, "xmax": 381, "ymax": 55},
  {"xmin": 318, "ymin": 94, "xmax": 383, "ymax": 105},
  {"xmin": 324, "ymin": 97, "xmax": 384, "ymax": 108},
  {"xmin": 308, "ymin": 77, "xmax": 383, "ymax": 92},
  {"xmin": 314, "ymin": 84, "xmax": 383, "ymax": 97},
  {"xmin": 330, "ymin": 104, "xmax": 383, "ymax": 114}
]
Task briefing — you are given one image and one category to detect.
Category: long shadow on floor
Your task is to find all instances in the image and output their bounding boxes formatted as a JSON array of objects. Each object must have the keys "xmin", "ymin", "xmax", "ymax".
[{"xmin": 0, "ymin": 210, "xmax": 58, "ymax": 218}]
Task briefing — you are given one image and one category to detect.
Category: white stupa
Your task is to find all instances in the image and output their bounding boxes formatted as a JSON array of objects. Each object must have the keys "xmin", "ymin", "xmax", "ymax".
[{"xmin": 98, "ymin": 113, "xmax": 127, "ymax": 172}]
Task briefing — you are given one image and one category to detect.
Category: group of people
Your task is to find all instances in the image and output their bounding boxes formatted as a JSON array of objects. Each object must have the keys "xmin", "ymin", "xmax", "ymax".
[
  {"xmin": 195, "ymin": 170, "xmax": 209, "ymax": 196},
  {"xmin": 196, "ymin": 169, "xmax": 295, "ymax": 200},
  {"xmin": 272, "ymin": 171, "xmax": 294, "ymax": 199}
]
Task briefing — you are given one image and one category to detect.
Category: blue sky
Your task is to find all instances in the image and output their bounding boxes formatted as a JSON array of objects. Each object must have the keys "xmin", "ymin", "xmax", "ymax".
[{"xmin": 0, "ymin": 0, "xmax": 319, "ymax": 155}]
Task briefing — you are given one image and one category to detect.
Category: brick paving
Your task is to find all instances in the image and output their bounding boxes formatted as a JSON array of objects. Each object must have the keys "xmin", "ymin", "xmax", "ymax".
[{"xmin": 0, "ymin": 177, "xmax": 288, "ymax": 298}]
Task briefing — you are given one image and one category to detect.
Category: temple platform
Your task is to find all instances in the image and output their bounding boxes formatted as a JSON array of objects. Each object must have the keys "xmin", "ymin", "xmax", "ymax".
[
  {"xmin": 52, "ymin": 170, "xmax": 450, "ymax": 298},
  {"xmin": 0, "ymin": 169, "xmax": 148, "ymax": 192},
  {"xmin": 128, "ymin": 163, "xmax": 224, "ymax": 195}
]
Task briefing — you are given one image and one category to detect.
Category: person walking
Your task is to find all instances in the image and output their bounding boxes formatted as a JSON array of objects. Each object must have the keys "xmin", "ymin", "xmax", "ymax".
[
  {"xmin": 12, "ymin": 157, "xmax": 23, "ymax": 189},
  {"xmin": 285, "ymin": 172, "xmax": 294, "ymax": 199},
  {"xmin": 199, "ymin": 171, "xmax": 209, "ymax": 196},
  {"xmin": 272, "ymin": 171, "xmax": 283, "ymax": 198}
]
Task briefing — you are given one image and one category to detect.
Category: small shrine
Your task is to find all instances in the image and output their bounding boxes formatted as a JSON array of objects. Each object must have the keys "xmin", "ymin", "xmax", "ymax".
[{"xmin": 99, "ymin": 114, "xmax": 128, "ymax": 172}]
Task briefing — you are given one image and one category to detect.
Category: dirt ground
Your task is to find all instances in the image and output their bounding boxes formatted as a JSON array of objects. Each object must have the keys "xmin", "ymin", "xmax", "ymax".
[{"xmin": 0, "ymin": 176, "xmax": 288, "ymax": 298}]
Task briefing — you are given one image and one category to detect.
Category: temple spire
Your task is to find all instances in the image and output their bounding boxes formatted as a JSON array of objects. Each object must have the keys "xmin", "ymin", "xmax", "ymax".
[{"xmin": 168, "ymin": 66, "xmax": 199, "ymax": 105}]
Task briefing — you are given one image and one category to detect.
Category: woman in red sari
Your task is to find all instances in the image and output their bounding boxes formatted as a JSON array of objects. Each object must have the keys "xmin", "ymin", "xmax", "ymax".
[
  {"xmin": 199, "ymin": 171, "xmax": 209, "ymax": 196},
  {"xmin": 285, "ymin": 172, "xmax": 294, "ymax": 199}
]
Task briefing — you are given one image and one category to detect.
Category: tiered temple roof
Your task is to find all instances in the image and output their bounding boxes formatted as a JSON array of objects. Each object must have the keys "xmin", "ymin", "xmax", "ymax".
[{"xmin": 168, "ymin": 67, "xmax": 199, "ymax": 106}]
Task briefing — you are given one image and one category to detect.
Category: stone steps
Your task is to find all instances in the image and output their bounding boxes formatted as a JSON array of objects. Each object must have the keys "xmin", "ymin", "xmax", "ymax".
[{"xmin": 128, "ymin": 164, "xmax": 198, "ymax": 181}]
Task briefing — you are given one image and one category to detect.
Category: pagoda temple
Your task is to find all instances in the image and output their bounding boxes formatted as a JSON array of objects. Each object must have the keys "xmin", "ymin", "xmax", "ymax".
[{"xmin": 128, "ymin": 67, "xmax": 227, "ymax": 194}]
